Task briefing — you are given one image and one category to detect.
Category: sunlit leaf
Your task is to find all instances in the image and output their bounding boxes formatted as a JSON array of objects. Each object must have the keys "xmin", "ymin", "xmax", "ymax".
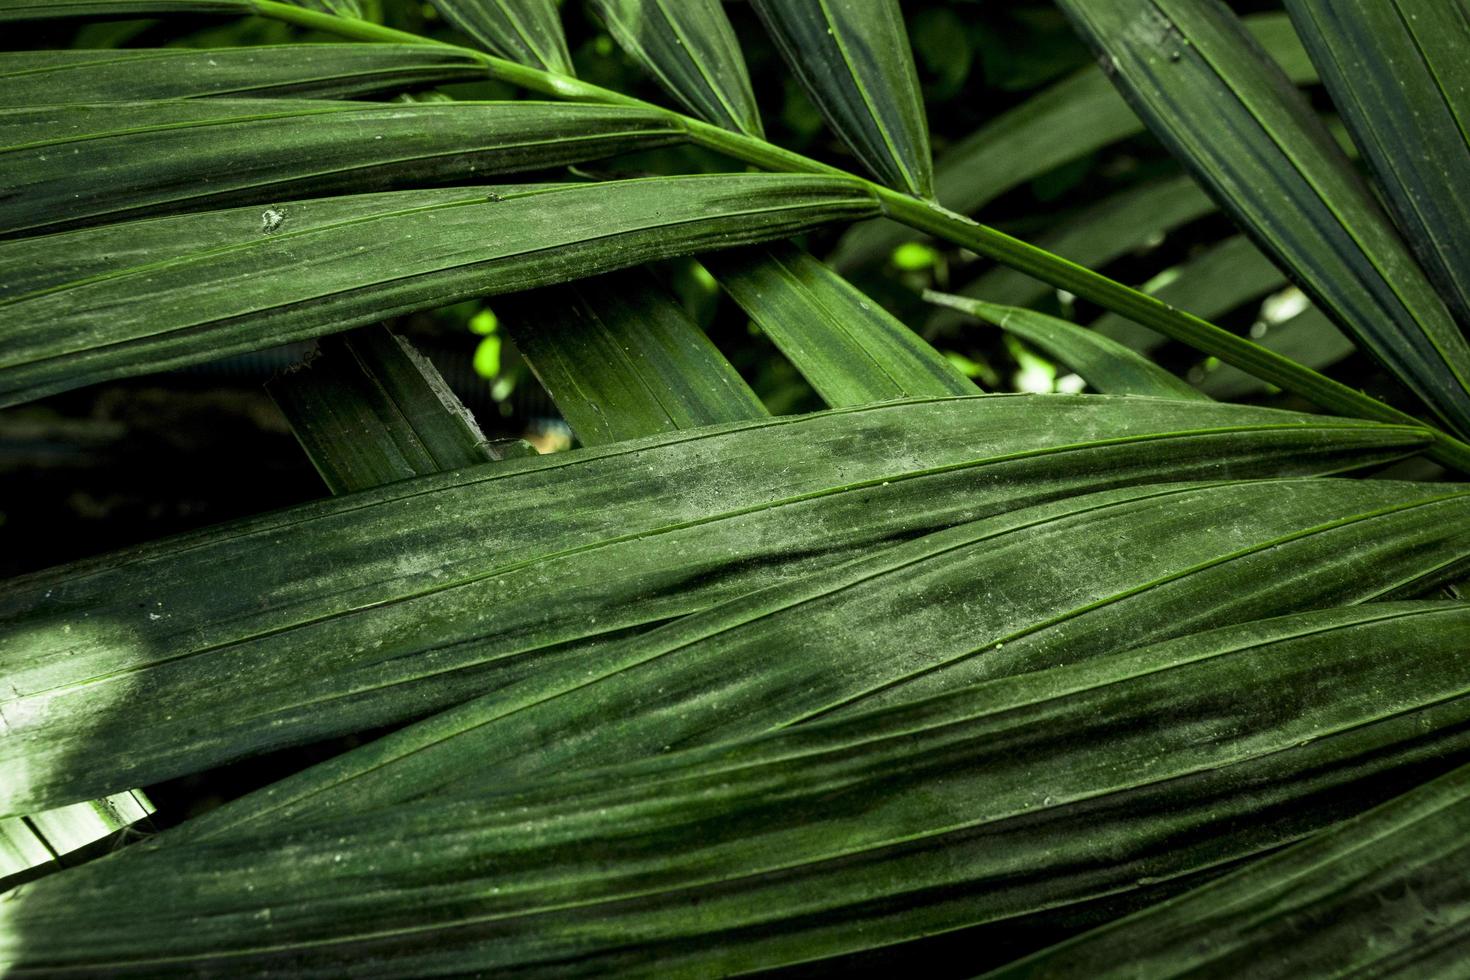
[{"xmin": 9, "ymin": 603, "xmax": 1470, "ymax": 975}]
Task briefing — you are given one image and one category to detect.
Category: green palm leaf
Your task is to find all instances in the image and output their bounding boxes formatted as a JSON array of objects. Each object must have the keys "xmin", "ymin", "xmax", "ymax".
[
  {"xmin": 1056, "ymin": 0, "xmax": 1470, "ymax": 436},
  {"xmin": 0, "ymin": 397, "xmax": 1427, "ymax": 814},
  {"xmin": 497, "ymin": 269, "xmax": 768, "ymax": 445},
  {"xmin": 0, "ymin": 100, "xmax": 685, "ymax": 237},
  {"xmin": 589, "ymin": 0, "xmax": 762, "ymax": 137},
  {"xmin": 0, "ymin": 45, "xmax": 488, "ymax": 104},
  {"xmin": 995, "ymin": 752, "xmax": 1470, "ymax": 978},
  {"xmin": 266, "ymin": 326, "xmax": 519, "ymax": 494},
  {"xmin": 705, "ymin": 242, "xmax": 974, "ymax": 406},
  {"xmin": 924, "ymin": 294, "xmax": 1206, "ymax": 401},
  {"xmin": 0, "ymin": 1, "xmax": 250, "ymax": 17},
  {"xmin": 140, "ymin": 475, "xmax": 1470, "ymax": 839},
  {"xmin": 750, "ymin": 0, "xmax": 932, "ymax": 197},
  {"xmin": 0, "ymin": 175, "xmax": 878, "ymax": 406},
  {"xmin": 926, "ymin": 174, "xmax": 1214, "ymax": 330},
  {"xmin": 430, "ymin": 0, "xmax": 573, "ymax": 76},
  {"xmin": 7, "ymin": 603, "xmax": 1469, "ymax": 975},
  {"xmin": 831, "ymin": 13, "xmax": 1317, "ymax": 272},
  {"xmin": 1286, "ymin": 0, "xmax": 1470, "ymax": 330},
  {"xmin": 1090, "ymin": 235, "xmax": 1291, "ymax": 353}
]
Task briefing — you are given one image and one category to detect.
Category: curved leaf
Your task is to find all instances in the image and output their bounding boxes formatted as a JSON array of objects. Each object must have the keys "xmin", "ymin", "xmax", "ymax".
[
  {"xmin": 496, "ymin": 269, "xmax": 769, "ymax": 445},
  {"xmin": 924, "ymin": 293, "xmax": 1207, "ymax": 401},
  {"xmin": 0, "ymin": 174, "xmax": 879, "ymax": 406},
  {"xmin": 704, "ymin": 242, "xmax": 974, "ymax": 406},
  {"xmin": 994, "ymin": 756, "xmax": 1470, "ymax": 978},
  {"xmin": 10, "ymin": 603, "xmax": 1470, "ymax": 975},
  {"xmin": 0, "ymin": 45, "xmax": 489, "ymax": 105},
  {"xmin": 1286, "ymin": 0, "xmax": 1470, "ymax": 331},
  {"xmin": 0, "ymin": 397, "xmax": 1430, "ymax": 814},
  {"xmin": 0, "ymin": 99, "xmax": 685, "ymax": 238},
  {"xmin": 430, "ymin": 0, "xmax": 574, "ymax": 76},
  {"xmin": 589, "ymin": 0, "xmax": 762, "ymax": 137},
  {"xmin": 174, "ymin": 473, "xmax": 1470, "ymax": 838},
  {"xmin": 1056, "ymin": 0, "xmax": 1470, "ymax": 436},
  {"xmin": 750, "ymin": 0, "xmax": 932, "ymax": 197}
]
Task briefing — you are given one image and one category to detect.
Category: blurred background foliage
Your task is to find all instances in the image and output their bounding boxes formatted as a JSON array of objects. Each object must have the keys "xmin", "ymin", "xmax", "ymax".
[{"xmin": 2, "ymin": 0, "xmax": 1373, "ymax": 585}]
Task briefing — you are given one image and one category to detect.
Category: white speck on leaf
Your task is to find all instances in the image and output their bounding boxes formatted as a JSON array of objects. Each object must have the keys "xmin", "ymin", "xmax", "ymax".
[{"xmin": 261, "ymin": 208, "xmax": 286, "ymax": 234}]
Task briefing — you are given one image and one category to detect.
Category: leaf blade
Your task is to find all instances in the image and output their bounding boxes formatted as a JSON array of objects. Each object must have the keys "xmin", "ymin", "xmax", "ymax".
[
  {"xmin": 10, "ymin": 603, "xmax": 1470, "ymax": 975},
  {"xmin": 705, "ymin": 243, "xmax": 974, "ymax": 406},
  {"xmin": 1285, "ymin": 0, "xmax": 1470, "ymax": 330},
  {"xmin": 992, "ymin": 755, "xmax": 1470, "ymax": 979},
  {"xmin": 924, "ymin": 293, "xmax": 1207, "ymax": 401},
  {"xmin": 430, "ymin": 0, "xmax": 574, "ymax": 76},
  {"xmin": 589, "ymin": 0, "xmax": 762, "ymax": 136},
  {"xmin": 1055, "ymin": 0, "xmax": 1470, "ymax": 435},
  {"xmin": 0, "ymin": 174, "xmax": 879, "ymax": 406},
  {"xmin": 0, "ymin": 397, "xmax": 1432, "ymax": 814},
  {"xmin": 0, "ymin": 99, "xmax": 686, "ymax": 237},
  {"xmin": 497, "ymin": 269, "xmax": 769, "ymax": 445},
  {"xmin": 831, "ymin": 12, "xmax": 1318, "ymax": 271},
  {"xmin": 266, "ymin": 326, "xmax": 512, "ymax": 495},
  {"xmin": 0, "ymin": 45, "xmax": 490, "ymax": 105},
  {"xmin": 750, "ymin": 0, "xmax": 933, "ymax": 196}
]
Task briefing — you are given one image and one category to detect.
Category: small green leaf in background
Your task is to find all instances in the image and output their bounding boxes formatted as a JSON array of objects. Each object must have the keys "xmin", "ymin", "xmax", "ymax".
[
  {"xmin": 1088, "ymin": 235, "xmax": 1291, "ymax": 353},
  {"xmin": 705, "ymin": 242, "xmax": 975, "ymax": 406},
  {"xmin": 924, "ymin": 293, "xmax": 1207, "ymax": 401},
  {"xmin": 926, "ymin": 174, "xmax": 1214, "ymax": 328},
  {"xmin": 750, "ymin": 0, "xmax": 934, "ymax": 197},
  {"xmin": 430, "ymin": 0, "xmax": 574, "ymax": 75},
  {"xmin": 496, "ymin": 268, "xmax": 768, "ymax": 446},
  {"xmin": 589, "ymin": 0, "xmax": 763, "ymax": 137}
]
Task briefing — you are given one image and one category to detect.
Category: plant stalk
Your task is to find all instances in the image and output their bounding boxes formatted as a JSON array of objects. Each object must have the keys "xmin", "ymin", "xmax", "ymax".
[{"xmin": 247, "ymin": 0, "xmax": 1470, "ymax": 473}]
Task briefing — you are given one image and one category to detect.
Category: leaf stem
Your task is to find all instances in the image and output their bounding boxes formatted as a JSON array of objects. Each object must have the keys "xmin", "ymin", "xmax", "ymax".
[{"xmin": 247, "ymin": 0, "xmax": 1470, "ymax": 473}]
